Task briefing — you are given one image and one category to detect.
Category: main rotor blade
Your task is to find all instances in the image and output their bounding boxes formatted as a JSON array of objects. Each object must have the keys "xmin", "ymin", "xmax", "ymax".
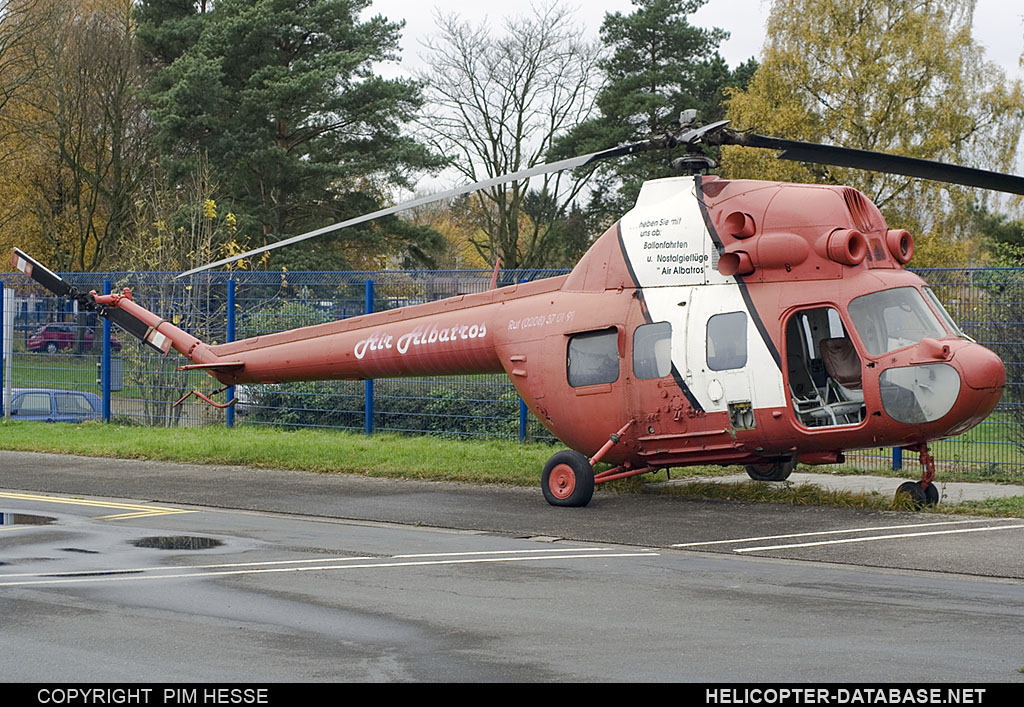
[
  {"xmin": 177, "ymin": 139, "xmax": 672, "ymax": 278},
  {"xmin": 722, "ymin": 132, "xmax": 1024, "ymax": 195}
]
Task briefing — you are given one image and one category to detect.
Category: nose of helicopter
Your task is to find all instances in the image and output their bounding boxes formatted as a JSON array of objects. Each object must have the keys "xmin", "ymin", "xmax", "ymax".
[
  {"xmin": 877, "ymin": 341, "xmax": 1004, "ymax": 436},
  {"xmin": 946, "ymin": 342, "xmax": 1006, "ymax": 434},
  {"xmin": 955, "ymin": 342, "xmax": 1006, "ymax": 392}
]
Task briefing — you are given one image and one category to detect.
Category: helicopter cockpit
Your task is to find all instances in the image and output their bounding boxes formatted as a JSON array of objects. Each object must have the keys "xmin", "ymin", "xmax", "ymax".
[
  {"xmin": 785, "ymin": 286, "xmax": 969, "ymax": 429},
  {"xmin": 847, "ymin": 286, "xmax": 966, "ymax": 425}
]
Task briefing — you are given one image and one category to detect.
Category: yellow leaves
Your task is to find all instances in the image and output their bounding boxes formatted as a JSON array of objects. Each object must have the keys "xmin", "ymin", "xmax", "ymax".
[{"xmin": 202, "ymin": 199, "xmax": 217, "ymax": 220}]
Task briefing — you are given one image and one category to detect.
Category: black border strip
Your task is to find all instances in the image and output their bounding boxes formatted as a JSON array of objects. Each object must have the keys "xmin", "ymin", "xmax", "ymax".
[
  {"xmin": 616, "ymin": 222, "xmax": 704, "ymax": 412},
  {"xmin": 694, "ymin": 175, "xmax": 783, "ymax": 369}
]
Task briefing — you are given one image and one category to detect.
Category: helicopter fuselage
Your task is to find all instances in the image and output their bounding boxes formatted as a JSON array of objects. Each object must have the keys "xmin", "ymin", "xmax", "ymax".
[
  {"xmin": 49, "ymin": 173, "xmax": 1002, "ymax": 477},
  {"xmin": 126, "ymin": 174, "xmax": 997, "ymax": 473}
]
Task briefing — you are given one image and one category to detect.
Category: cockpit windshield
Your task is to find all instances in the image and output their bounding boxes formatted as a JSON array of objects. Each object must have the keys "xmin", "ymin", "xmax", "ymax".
[{"xmin": 848, "ymin": 287, "xmax": 947, "ymax": 356}]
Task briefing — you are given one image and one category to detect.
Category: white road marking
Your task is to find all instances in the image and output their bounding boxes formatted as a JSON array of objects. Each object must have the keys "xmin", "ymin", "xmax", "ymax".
[
  {"xmin": 0, "ymin": 555, "xmax": 380, "ymax": 578},
  {"xmin": 671, "ymin": 518, "xmax": 1019, "ymax": 548},
  {"xmin": 0, "ymin": 550, "xmax": 660, "ymax": 588},
  {"xmin": 392, "ymin": 548, "xmax": 612, "ymax": 558},
  {"xmin": 0, "ymin": 547, "xmax": 621, "ymax": 579},
  {"xmin": 734, "ymin": 524, "xmax": 1024, "ymax": 553}
]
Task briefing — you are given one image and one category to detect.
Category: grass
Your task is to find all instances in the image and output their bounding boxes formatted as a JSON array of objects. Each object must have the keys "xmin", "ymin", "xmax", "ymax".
[
  {"xmin": 0, "ymin": 420, "xmax": 557, "ymax": 486},
  {"xmin": 0, "ymin": 420, "xmax": 1021, "ymax": 517},
  {"xmin": 7, "ymin": 351, "xmax": 100, "ymax": 390}
]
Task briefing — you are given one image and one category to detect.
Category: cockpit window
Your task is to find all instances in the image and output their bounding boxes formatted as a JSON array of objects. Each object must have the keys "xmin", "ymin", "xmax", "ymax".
[
  {"xmin": 923, "ymin": 287, "xmax": 966, "ymax": 339},
  {"xmin": 848, "ymin": 287, "xmax": 947, "ymax": 356}
]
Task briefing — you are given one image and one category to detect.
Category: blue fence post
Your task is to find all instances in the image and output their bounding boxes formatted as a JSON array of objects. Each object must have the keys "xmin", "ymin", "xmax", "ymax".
[
  {"xmin": 102, "ymin": 280, "xmax": 111, "ymax": 422},
  {"xmin": 892, "ymin": 446, "xmax": 902, "ymax": 472},
  {"xmin": 226, "ymin": 279, "xmax": 236, "ymax": 429},
  {"xmin": 516, "ymin": 277, "xmax": 528, "ymax": 442},
  {"xmin": 1, "ymin": 280, "xmax": 4, "ymax": 403},
  {"xmin": 364, "ymin": 278, "xmax": 374, "ymax": 436}
]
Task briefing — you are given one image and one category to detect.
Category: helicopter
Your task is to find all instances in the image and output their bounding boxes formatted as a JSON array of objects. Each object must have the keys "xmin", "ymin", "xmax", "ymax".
[{"xmin": 12, "ymin": 118, "xmax": 1020, "ymax": 508}]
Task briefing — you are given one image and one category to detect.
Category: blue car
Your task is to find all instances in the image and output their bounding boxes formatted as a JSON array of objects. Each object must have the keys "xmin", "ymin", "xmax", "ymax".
[{"xmin": 3, "ymin": 388, "xmax": 102, "ymax": 422}]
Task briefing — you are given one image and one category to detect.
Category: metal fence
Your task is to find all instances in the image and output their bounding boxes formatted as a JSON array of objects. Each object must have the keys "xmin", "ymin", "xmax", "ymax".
[{"xmin": 1, "ymin": 267, "xmax": 1021, "ymax": 473}]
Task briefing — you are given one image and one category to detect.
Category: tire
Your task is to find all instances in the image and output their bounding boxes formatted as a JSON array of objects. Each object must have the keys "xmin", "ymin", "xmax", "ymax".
[
  {"xmin": 541, "ymin": 450, "xmax": 595, "ymax": 507},
  {"xmin": 896, "ymin": 481, "xmax": 930, "ymax": 509},
  {"xmin": 46, "ymin": 342, "xmax": 59, "ymax": 354},
  {"xmin": 745, "ymin": 457, "xmax": 796, "ymax": 482}
]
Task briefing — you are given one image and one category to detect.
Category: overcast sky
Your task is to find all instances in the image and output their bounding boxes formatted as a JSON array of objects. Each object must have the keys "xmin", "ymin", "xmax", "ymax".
[{"xmin": 368, "ymin": 0, "xmax": 1024, "ymax": 82}]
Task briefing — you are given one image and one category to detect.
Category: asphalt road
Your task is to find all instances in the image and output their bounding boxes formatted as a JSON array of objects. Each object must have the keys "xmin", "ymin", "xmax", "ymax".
[{"xmin": 1, "ymin": 450, "xmax": 1023, "ymax": 682}]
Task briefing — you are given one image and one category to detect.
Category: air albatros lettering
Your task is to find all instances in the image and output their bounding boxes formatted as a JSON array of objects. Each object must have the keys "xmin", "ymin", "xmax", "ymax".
[{"xmin": 354, "ymin": 322, "xmax": 488, "ymax": 359}]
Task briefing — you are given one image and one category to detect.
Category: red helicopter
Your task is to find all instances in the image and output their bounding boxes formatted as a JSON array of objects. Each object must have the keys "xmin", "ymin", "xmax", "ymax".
[{"xmin": 13, "ymin": 120, "xmax": 1018, "ymax": 508}]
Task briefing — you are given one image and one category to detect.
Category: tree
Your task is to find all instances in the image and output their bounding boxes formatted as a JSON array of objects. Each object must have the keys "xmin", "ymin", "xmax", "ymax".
[
  {"xmin": 0, "ymin": 0, "xmax": 151, "ymax": 271},
  {"xmin": 139, "ymin": 0, "xmax": 444, "ymax": 271},
  {"xmin": 416, "ymin": 4, "xmax": 603, "ymax": 269},
  {"xmin": 721, "ymin": 0, "xmax": 1024, "ymax": 267},
  {"xmin": 552, "ymin": 0, "xmax": 752, "ymax": 224},
  {"xmin": 0, "ymin": 0, "xmax": 47, "ymax": 120}
]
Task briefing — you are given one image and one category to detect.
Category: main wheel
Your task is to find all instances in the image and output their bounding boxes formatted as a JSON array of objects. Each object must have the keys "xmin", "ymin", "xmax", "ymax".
[
  {"xmin": 45, "ymin": 342, "xmax": 59, "ymax": 354},
  {"xmin": 745, "ymin": 457, "xmax": 796, "ymax": 482},
  {"xmin": 541, "ymin": 450, "xmax": 595, "ymax": 507},
  {"xmin": 895, "ymin": 480, "xmax": 935, "ymax": 509}
]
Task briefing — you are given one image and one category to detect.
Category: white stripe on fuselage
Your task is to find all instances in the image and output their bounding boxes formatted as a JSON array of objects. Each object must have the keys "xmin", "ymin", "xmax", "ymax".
[{"xmin": 620, "ymin": 177, "xmax": 785, "ymax": 412}]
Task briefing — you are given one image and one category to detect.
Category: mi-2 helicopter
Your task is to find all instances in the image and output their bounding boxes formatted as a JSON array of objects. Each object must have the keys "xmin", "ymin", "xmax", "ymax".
[{"xmin": 13, "ymin": 117, "xmax": 1018, "ymax": 508}]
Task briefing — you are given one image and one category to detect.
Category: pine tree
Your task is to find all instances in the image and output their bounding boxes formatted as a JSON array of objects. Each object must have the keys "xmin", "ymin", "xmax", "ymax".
[
  {"xmin": 138, "ymin": 0, "xmax": 444, "ymax": 269},
  {"xmin": 553, "ymin": 0, "xmax": 754, "ymax": 224}
]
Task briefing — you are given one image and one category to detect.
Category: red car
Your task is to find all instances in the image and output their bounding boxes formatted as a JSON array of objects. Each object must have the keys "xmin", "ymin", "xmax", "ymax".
[{"xmin": 27, "ymin": 323, "xmax": 122, "ymax": 354}]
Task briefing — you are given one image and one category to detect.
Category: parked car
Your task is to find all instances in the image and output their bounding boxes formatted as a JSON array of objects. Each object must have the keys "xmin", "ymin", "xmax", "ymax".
[
  {"xmin": 26, "ymin": 323, "xmax": 121, "ymax": 354},
  {"xmin": 2, "ymin": 388, "xmax": 102, "ymax": 422}
]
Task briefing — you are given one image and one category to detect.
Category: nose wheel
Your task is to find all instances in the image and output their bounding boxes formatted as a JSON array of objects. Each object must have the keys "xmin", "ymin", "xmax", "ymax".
[{"xmin": 895, "ymin": 444, "xmax": 940, "ymax": 509}]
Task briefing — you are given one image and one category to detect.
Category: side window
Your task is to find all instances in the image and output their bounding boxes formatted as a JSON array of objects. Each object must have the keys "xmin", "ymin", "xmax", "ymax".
[
  {"xmin": 14, "ymin": 392, "xmax": 52, "ymax": 415},
  {"xmin": 567, "ymin": 328, "xmax": 619, "ymax": 387},
  {"xmin": 633, "ymin": 322, "xmax": 672, "ymax": 379},
  {"xmin": 56, "ymin": 393, "xmax": 96, "ymax": 415},
  {"xmin": 707, "ymin": 312, "xmax": 747, "ymax": 371}
]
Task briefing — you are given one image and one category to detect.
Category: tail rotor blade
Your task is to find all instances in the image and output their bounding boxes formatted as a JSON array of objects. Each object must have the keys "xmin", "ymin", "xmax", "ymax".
[
  {"xmin": 12, "ymin": 248, "xmax": 159, "ymax": 349},
  {"xmin": 102, "ymin": 306, "xmax": 155, "ymax": 343},
  {"xmin": 12, "ymin": 248, "xmax": 75, "ymax": 298}
]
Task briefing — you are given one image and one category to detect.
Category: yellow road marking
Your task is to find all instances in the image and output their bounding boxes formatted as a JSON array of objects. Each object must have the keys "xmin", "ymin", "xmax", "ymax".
[{"xmin": 0, "ymin": 491, "xmax": 193, "ymax": 520}]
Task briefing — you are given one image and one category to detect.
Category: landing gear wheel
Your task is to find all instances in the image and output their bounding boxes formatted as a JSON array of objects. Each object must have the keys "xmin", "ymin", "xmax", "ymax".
[
  {"xmin": 896, "ymin": 481, "xmax": 939, "ymax": 509},
  {"xmin": 542, "ymin": 450, "xmax": 595, "ymax": 507},
  {"xmin": 745, "ymin": 457, "xmax": 796, "ymax": 482}
]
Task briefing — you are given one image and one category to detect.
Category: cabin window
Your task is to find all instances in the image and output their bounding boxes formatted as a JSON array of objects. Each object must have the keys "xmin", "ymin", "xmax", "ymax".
[
  {"xmin": 633, "ymin": 322, "xmax": 673, "ymax": 379},
  {"xmin": 567, "ymin": 328, "xmax": 619, "ymax": 387},
  {"xmin": 706, "ymin": 312, "xmax": 747, "ymax": 371}
]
